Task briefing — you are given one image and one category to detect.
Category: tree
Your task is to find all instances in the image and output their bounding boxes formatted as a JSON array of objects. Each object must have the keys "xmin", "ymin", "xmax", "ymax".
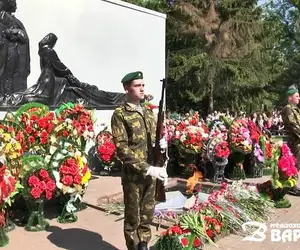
[{"xmin": 122, "ymin": 0, "xmax": 285, "ymax": 114}]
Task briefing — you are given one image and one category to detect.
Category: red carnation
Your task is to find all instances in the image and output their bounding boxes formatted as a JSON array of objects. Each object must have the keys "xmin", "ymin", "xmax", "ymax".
[
  {"xmin": 73, "ymin": 175, "xmax": 82, "ymax": 184},
  {"xmin": 69, "ymin": 165, "xmax": 78, "ymax": 176},
  {"xmin": 62, "ymin": 130, "xmax": 69, "ymax": 137},
  {"xmin": 25, "ymin": 126, "xmax": 33, "ymax": 134},
  {"xmin": 180, "ymin": 237, "xmax": 188, "ymax": 247},
  {"xmin": 169, "ymin": 225, "xmax": 182, "ymax": 235},
  {"xmin": 66, "ymin": 158, "xmax": 76, "ymax": 166},
  {"xmin": 45, "ymin": 190, "xmax": 53, "ymax": 200},
  {"xmin": 39, "ymin": 169, "xmax": 49, "ymax": 179},
  {"xmin": 193, "ymin": 237, "xmax": 201, "ymax": 247},
  {"xmin": 59, "ymin": 165, "xmax": 70, "ymax": 175},
  {"xmin": 28, "ymin": 176, "xmax": 40, "ymax": 187},
  {"xmin": 38, "ymin": 119, "xmax": 48, "ymax": 128},
  {"xmin": 30, "ymin": 187, "xmax": 42, "ymax": 199},
  {"xmin": 61, "ymin": 175, "xmax": 73, "ymax": 186},
  {"xmin": 38, "ymin": 181, "xmax": 47, "ymax": 190},
  {"xmin": 31, "ymin": 114, "xmax": 38, "ymax": 121},
  {"xmin": 206, "ymin": 229, "xmax": 214, "ymax": 238},
  {"xmin": 7, "ymin": 127, "xmax": 13, "ymax": 133},
  {"xmin": 40, "ymin": 137, "xmax": 48, "ymax": 144},
  {"xmin": 46, "ymin": 180, "xmax": 56, "ymax": 191},
  {"xmin": 28, "ymin": 136, "xmax": 35, "ymax": 144}
]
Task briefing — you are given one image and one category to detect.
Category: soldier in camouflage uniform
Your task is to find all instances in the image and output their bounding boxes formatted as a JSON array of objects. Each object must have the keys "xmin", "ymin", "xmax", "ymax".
[
  {"xmin": 281, "ymin": 85, "xmax": 300, "ymax": 196},
  {"xmin": 111, "ymin": 71, "xmax": 168, "ymax": 250}
]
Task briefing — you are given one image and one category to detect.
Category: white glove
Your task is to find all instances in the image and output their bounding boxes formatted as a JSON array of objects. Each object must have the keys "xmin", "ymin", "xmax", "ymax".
[
  {"xmin": 164, "ymin": 177, "xmax": 168, "ymax": 186},
  {"xmin": 159, "ymin": 137, "xmax": 168, "ymax": 149},
  {"xmin": 146, "ymin": 166, "xmax": 168, "ymax": 181}
]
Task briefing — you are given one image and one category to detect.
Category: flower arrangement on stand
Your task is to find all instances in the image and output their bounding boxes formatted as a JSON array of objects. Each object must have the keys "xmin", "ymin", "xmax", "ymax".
[
  {"xmin": 207, "ymin": 138, "xmax": 230, "ymax": 182},
  {"xmin": 173, "ymin": 112, "xmax": 209, "ymax": 178},
  {"xmin": 228, "ymin": 119, "xmax": 252, "ymax": 180},
  {"xmin": 50, "ymin": 120, "xmax": 83, "ymax": 149},
  {"xmin": 0, "ymin": 161, "xmax": 19, "ymax": 246},
  {"xmin": 22, "ymin": 164, "xmax": 56, "ymax": 231},
  {"xmin": 14, "ymin": 103, "xmax": 55, "ymax": 154},
  {"xmin": 55, "ymin": 102, "xmax": 95, "ymax": 150},
  {"xmin": 258, "ymin": 143, "xmax": 298, "ymax": 208},
  {"xmin": 0, "ymin": 121, "xmax": 24, "ymax": 178},
  {"xmin": 53, "ymin": 153, "xmax": 91, "ymax": 223},
  {"xmin": 95, "ymin": 128, "xmax": 117, "ymax": 175}
]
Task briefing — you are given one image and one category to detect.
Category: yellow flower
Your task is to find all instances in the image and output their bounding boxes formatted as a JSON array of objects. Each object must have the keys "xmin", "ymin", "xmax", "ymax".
[
  {"xmin": 4, "ymin": 143, "xmax": 12, "ymax": 152},
  {"xmin": 3, "ymin": 133, "xmax": 11, "ymax": 142},
  {"xmin": 76, "ymin": 156, "xmax": 84, "ymax": 168},
  {"xmin": 14, "ymin": 143, "xmax": 22, "ymax": 151},
  {"xmin": 9, "ymin": 153, "xmax": 17, "ymax": 159},
  {"xmin": 82, "ymin": 170, "xmax": 91, "ymax": 184}
]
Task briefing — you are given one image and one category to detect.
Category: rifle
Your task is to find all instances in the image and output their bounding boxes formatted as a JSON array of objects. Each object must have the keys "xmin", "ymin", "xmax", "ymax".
[{"xmin": 154, "ymin": 50, "xmax": 169, "ymax": 202}]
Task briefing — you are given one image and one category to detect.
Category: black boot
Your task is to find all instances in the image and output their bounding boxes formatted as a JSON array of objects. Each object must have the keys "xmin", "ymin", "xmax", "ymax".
[
  {"xmin": 137, "ymin": 242, "xmax": 148, "ymax": 250},
  {"xmin": 288, "ymin": 185, "xmax": 300, "ymax": 196}
]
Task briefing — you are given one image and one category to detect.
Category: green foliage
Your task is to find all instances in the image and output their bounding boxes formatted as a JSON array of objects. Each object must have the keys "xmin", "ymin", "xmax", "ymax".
[{"xmin": 124, "ymin": 0, "xmax": 300, "ymax": 113}]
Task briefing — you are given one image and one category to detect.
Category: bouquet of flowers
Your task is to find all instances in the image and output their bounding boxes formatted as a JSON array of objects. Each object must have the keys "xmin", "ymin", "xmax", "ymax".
[
  {"xmin": 55, "ymin": 102, "xmax": 95, "ymax": 142},
  {"xmin": 14, "ymin": 103, "xmax": 55, "ymax": 153},
  {"xmin": 0, "ymin": 164, "xmax": 18, "ymax": 208},
  {"xmin": 55, "ymin": 156, "xmax": 91, "ymax": 195},
  {"xmin": 0, "ymin": 163, "xmax": 19, "ymax": 246},
  {"xmin": 208, "ymin": 120, "xmax": 228, "ymax": 140},
  {"xmin": 24, "ymin": 168, "xmax": 56, "ymax": 201},
  {"xmin": 257, "ymin": 143, "xmax": 297, "ymax": 208},
  {"xmin": 229, "ymin": 119, "xmax": 252, "ymax": 154},
  {"xmin": 155, "ymin": 224, "xmax": 203, "ymax": 250},
  {"xmin": 164, "ymin": 116, "xmax": 179, "ymax": 144},
  {"xmin": 0, "ymin": 121, "xmax": 24, "ymax": 178},
  {"xmin": 228, "ymin": 119, "xmax": 252, "ymax": 179},
  {"xmin": 272, "ymin": 143, "xmax": 297, "ymax": 188},
  {"xmin": 22, "ymin": 165, "xmax": 56, "ymax": 231},
  {"xmin": 50, "ymin": 120, "xmax": 83, "ymax": 150},
  {"xmin": 206, "ymin": 137, "xmax": 229, "ymax": 182},
  {"xmin": 96, "ymin": 128, "xmax": 117, "ymax": 172},
  {"xmin": 173, "ymin": 112, "xmax": 209, "ymax": 154},
  {"xmin": 53, "ymin": 152, "xmax": 91, "ymax": 223},
  {"xmin": 215, "ymin": 141, "xmax": 230, "ymax": 159}
]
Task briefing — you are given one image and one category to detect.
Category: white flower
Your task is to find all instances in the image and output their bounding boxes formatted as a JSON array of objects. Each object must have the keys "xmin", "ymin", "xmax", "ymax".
[
  {"xmin": 74, "ymin": 151, "xmax": 81, "ymax": 158},
  {"xmin": 65, "ymin": 118, "xmax": 72, "ymax": 124}
]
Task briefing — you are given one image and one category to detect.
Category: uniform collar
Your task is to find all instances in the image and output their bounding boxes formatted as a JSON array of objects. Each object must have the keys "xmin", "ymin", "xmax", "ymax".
[
  {"xmin": 124, "ymin": 101, "xmax": 143, "ymax": 112},
  {"xmin": 288, "ymin": 103, "xmax": 299, "ymax": 108}
]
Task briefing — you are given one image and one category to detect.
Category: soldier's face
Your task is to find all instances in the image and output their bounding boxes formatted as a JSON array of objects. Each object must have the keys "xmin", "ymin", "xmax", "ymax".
[
  {"xmin": 289, "ymin": 92, "xmax": 300, "ymax": 105},
  {"xmin": 125, "ymin": 79, "xmax": 145, "ymax": 102}
]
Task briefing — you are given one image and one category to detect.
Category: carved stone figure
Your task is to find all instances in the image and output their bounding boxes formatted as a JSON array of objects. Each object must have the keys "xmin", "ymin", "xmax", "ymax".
[
  {"xmin": 2, "ymin": 33, "xmax": 127, "ymax": 107},
  {"xmin": 0, "ymin": 0, "xmax": 30, "ymax": 97}
]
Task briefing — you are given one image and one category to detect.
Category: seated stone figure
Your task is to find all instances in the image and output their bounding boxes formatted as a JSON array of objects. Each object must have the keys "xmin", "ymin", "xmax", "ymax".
[{"xmin": 2, "ymin": 33, "xmax": 126, "ymax": 107}]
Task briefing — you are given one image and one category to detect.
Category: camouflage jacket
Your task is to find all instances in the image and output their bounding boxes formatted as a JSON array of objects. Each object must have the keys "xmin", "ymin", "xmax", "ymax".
[
  {"xmin": 282, "ymin": 103, "xmax": 300, "ymax": 145},
  {"xmin": 111, "ymin": 102, "xmax": 156, "ymax": 180}
]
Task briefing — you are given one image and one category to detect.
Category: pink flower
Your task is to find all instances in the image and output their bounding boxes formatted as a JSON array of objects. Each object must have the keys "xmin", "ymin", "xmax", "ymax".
[{"xmin": 281, "ymin": 143, "xmax": 291, "ymax": 156}]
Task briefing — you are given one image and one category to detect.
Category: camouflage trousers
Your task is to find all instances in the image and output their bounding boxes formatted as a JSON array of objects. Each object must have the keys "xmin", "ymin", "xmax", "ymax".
[{"xmin": 122, "ymin": 176, "xmax": 156, "ymax": 250}]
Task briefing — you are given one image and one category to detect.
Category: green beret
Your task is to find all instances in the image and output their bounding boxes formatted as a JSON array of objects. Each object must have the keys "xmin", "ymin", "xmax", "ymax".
[
  {"xmin": 287, "ymin": 85, "xmax": 299, "ymax": 96},
  {"xmin": 121, "ymin": 71, "xmax": 143, "ymax": 84}
]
